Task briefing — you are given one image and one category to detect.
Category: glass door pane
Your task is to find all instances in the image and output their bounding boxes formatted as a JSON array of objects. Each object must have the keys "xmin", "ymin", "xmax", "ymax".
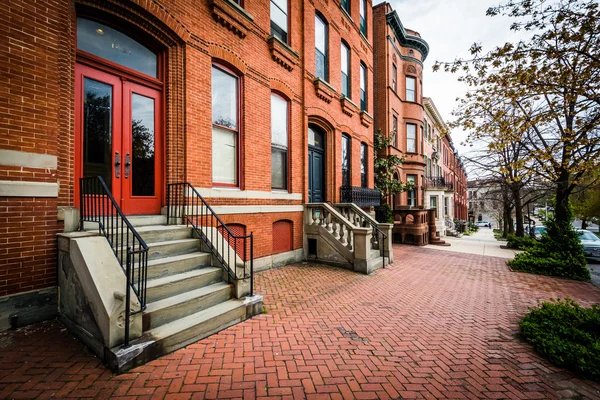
[
  {"xmin": 83, "ymin": 78, "xmax": 113, "ymax": 192},
  {"xmin": 131, "ymin": 93, "xmax": 156, "ymax": 196}
]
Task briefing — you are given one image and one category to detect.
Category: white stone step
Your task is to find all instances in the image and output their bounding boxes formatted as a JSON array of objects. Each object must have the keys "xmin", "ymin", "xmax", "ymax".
[
  {"xmin": 143, "ymin": 299, "xmax": 247, "ymax": 355},
  {"xmin": 127, "ymin": 215, "xmax": 167, "ymax": 227},
  {"xmin": 114, "ymin": 238, "xmax": 203, "ymax": 262},
  {"xmin": 146, "ymin": 267, "xmax": 222, "ymax": 302},
  {"xmin": 134, "ymin": 225, "xmax": 193, "ymax": 243},
  {"xmin": 143, "ymin": 282, "xmax": 232, "ymax": 330},
  {"xmin": 146, "ymin": 252, "xmax": 212, "ymax": 279}
]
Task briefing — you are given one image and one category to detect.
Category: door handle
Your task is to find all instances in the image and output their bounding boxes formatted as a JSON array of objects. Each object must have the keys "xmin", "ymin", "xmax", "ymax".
[
  {"xmin": 115, "ymin": 152, "xmax": 121, "ymax": 178},
  {"xmin": 125, "ymin": 153, "xmax": 131, "ymax": 179}
]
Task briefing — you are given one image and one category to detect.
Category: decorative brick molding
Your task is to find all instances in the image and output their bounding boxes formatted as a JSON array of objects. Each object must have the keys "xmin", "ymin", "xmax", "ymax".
[
  {"xmin": 208, "ymin": 45, "xmax": 247, "ymax": 73},
  {"xmin": 267, "ymin": 36, "xmax": 299, "ymax": 71},
  {"xmin": 340, "ymin": 96, "xmax": 358, "ymax": 117},
  {"xmin": 269, "ymin": 79, "xmax": 295, "ymax": 100},
  {"xmin": 210, "ymin": 0, "xmax": 254, "ymax": 39},
  {"xmin": 360, "ymin": 110, "xmax": 373, "ymax": 128},
  {"xmin": 313, "ymin": 78, "xmax": 336, "ymax": 104}
]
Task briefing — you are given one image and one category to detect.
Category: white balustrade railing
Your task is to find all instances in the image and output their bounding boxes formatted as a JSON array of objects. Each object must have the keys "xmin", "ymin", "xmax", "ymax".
[{"xmin": 306, "ymin": 203, "xmax": 354, "ymax": 251}]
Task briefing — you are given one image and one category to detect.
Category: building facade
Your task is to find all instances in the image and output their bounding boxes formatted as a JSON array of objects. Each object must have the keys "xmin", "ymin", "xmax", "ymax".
[{"xmin": 0, "ymin": 0, "xmax": 375, "ymax": 327}]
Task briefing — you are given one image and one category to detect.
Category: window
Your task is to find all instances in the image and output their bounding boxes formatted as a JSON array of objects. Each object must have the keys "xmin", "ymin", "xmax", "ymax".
[
  {"xmin": 271, "ymin": 94, "xmax": 288, "ymax": 190},
  {"xmin": 430, "ymin": 195, "xmax": 437, "ymax": 217},
  {"xmin": 270, "ymin": 0, "xmax": 288, "ymax": 43},
  {"xmin": 360, "ymin": 143, "xmax": 368, "ymax": 188},
  {"xmin": 342, "ymin": 134, "xmax": 351, "ymax": 187},
  {"xmin": 360, "ymin": 62, "xmax": 367, "ymax": 111},
  {"xmin": 392, "ymin": 115, "xmax": 398, "ymax": 148},
  {"xmin": 407, "ymin": 175, "xmax": 416, "ymax": 206},
  {"xmin": 424, "ymin": 156, "xmax": 428, "ymax": 178},
  {"xmin": 444, "ymin": 197, "xmax": 449, "ymax": 216},
  {"xmin": 406, "ymin": 76, "xmax": 416, "ymax": 102},
  {"xmin": 359, "ymin": 0, "xmax": 367, "ymax": 36},
  {"xmin": 341, "ymin": 42, "xmax": 350, "ymax": 97},
  {"xmin": 420, "ymin": 126, "xmax": 424, "ymax": 153},
  {"xmin": 392, "ymin": 64, "xmax": 397, "ymax": 91},
  {"xmin": 315, "ymin": 14, "xmax": 328, "ymax": 81},
  {"xmin": 341, "ymin": 0, "xmax": 350, "ymax": 14},
  {"xmin": 406, "ymin": 123, "xmax": 416, "ymax": 153},
  {"xmin": 212, "ymin": 65, "xmax": 239, "ymax": 185}
]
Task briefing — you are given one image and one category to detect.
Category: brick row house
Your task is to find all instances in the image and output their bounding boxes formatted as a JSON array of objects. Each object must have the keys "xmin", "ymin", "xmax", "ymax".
[
  {"xmin": 372, "ymin": 2, "xmax": 467, "ymax": 244},
  {"xmin": 0, "ymin": 0, "xmax": 390, "ymax": 368}
]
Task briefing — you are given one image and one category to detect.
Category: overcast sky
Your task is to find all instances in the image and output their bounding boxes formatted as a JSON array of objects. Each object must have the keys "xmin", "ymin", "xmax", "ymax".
[{"xmin": 374, "ymin": 0, "xmax": 526, "ymax": 155}]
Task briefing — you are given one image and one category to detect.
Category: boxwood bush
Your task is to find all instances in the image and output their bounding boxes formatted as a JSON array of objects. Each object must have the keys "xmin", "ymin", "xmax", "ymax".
[
  {"xmin": 506, "ymin": 233, "xmax": 537, "ymax": 250},
  {"xmin": 520, "ymin": 298, "xmax": 600, "ymax": 381}
]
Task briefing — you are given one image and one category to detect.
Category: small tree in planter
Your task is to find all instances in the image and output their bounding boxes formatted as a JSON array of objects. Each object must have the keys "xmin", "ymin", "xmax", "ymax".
[{"xmin": 373, "ymin": 129, "xmax": 412, "ymax": 223}]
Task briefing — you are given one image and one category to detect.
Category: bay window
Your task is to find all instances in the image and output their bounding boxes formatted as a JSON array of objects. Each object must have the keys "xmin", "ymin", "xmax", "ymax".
[
  {"xmin": 407, "ymin": 123, "xmax": 416, "ymax": 153},
  {"xmin": 406, "ymin": 76, "xmax": 415, "ymax": 102},
  {"xmin": 407, "ymin": 175, "xmax": 416, "ymax": 206}
]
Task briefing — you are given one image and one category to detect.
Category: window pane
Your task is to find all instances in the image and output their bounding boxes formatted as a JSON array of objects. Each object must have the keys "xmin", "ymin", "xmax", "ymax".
[
  {"xmin": 131, "ymin": 93, "xmax": 155, "ymax": 196},
  {"xmin": 342, "ymin": 135, "xmax": 350, "ymax": 187},
  {"xmin": 212, "ymin": 67, "xmax": 238, "ymax": 129},
  {"xmin": 270, "ymin": 1, "xmax": 288, "ymax": 33},
  {"xmin": 341, "ymin": 0, "xmax": 350, "ymax": 12},
  {"xmin": 315, "ymin": 15, "xmax": 326, "ymax": 53},
  {"xmin": 83, "ymin": 78, "xmax": 112, "ymax": 192},
  {"xmin": 406, "ymin": 77, "xmax": 415, "ymax": 102},
  {"xmin": 360, "ymin": 143, "xmax": 367, "ymax": 187},
  {"xmin": 77, "ymin": 18, "xmax": 157, "ymax": 78},
  {"xmin": 308, "ymin": 126, "xmax": 324, "ymax": 148},
  {"xmin": 271, "ymin": 0, "xmax": 287, "ymax": 13},
  {"xmin": 316, "ymin": 50, "xmax": 326, "ymax": 80},
  {"xmin": 360, "ymin": 64, "xmax": 366, "ymax": 90},
  {"xmin": 341, "ymin": 43, "xmax": 349, "ymax": 74},
  {"xmin": 271, "ymin": 95, "xmax": 288, "ymax": 147},
  {"xmin": 271, "ymin": 148, "xmax": 287, "ymax": 189},
  {"xmin": 341, "ymin": 73, "xmax": 349, "ymax": 97},
  {"xmin": 212, "ymin": 126, "xmax": 236, "ymax": 184}
]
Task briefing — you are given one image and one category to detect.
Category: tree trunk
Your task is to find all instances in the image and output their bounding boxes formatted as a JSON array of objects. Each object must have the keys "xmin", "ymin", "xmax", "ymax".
[
  {"xmin": 554, "ymin": 171, "xmax": 572, "ymax": 228},
  {"xmin": 508, "ymin": 211, "xmax": 515, "ymax": 234},
  {"xmin": 512, "ymin": 186, "xmax": 525, "ymax": 237},
  {"xmin": 502, "ymin": 190, "xmax": 510, "ymax": 237},
  {"xmin": 581, "ymin": 217, "xmax": 588, "ymax": 230}
]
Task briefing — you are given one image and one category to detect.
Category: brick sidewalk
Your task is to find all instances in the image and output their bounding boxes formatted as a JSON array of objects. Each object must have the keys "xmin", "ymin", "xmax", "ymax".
[{"xmin": 1, "ymin": 245, "xmax": 600, "ymax": 399}]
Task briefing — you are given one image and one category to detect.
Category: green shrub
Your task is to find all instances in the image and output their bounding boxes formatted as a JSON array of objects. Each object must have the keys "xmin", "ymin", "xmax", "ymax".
[
  {"xmin": 506, "ymin": 233, "xmax": 537, "ymax": 250},
  {"xmin": 508, "ymin": 207, "xmax": 590, "ymax": 281},
  {"xmin": 520, "ymin": 298, "xmax": 600, "ymax": 381},
  {"xmin": 375, "ymin": 203, "xmax": 393, "ymax": 223}
]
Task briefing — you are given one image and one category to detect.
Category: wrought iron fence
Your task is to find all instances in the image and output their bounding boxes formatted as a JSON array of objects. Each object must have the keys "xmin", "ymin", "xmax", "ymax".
[
  {"xmin": 166, "ymin": 183, "xmax": 253, "ymax": 294},
  {"xmin": 79, "ymin": 176, "xmax": 148, "ymax": 347},
  {"xmin": 340, "ymin": 186, "xmax": 381, "ymax": 207}
]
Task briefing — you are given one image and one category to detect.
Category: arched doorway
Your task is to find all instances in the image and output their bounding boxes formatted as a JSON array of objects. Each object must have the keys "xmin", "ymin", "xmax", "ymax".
[
  {"xmin": 308, "ymin": 125, "xmax": 325, "ymax": 203},
  {"xmin": 74, "ymin": 17, "xmax": 163, "ymax": 214}
]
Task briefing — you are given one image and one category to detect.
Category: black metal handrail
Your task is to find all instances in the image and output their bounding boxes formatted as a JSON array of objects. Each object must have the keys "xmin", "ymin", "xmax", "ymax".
[
  {"xmin": 166, "ymin": 183, "xmax": 253, "ymax": 295},
  {"xmin": 79, "ymin": 176, "xmax": 148, "ymax": 348},
  {"xmin": 340, "ymin": 186, "xmax": 381, "ymax": 207}
]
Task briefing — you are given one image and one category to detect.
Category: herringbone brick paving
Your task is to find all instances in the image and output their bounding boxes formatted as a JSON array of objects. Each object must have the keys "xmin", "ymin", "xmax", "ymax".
[{"xmin": 1, "ymin": 245, "xmax": 600, "ymax": 399}]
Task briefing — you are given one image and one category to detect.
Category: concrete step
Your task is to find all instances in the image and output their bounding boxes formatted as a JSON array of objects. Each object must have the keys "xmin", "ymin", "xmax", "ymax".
[
  {"xmin": 114, "ymin": 239, "xmax": 203, "ymax": 262},
  {"xmin": 147, "ymin": 252, "xmax": 213, "ymax": 279},
  {"xmin": 135, "ymin": 225, "xmax": 193, "ymax": 243},
  {"xmin": 146, "ymin": 267, "xmax": 222, "ymax": 302},
  {"xmin": 143, "ymin": 282, "xmax": 232, "ymax": 331},
  {"xmin": 128, "ymin": 215, "xmax": 167, "ymax": 227}
]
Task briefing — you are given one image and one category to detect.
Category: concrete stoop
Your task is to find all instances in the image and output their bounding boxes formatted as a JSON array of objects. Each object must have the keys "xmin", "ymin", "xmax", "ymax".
[{"xmin": 59, "ymin": 215, "xmax": 263, "ymax": 373}]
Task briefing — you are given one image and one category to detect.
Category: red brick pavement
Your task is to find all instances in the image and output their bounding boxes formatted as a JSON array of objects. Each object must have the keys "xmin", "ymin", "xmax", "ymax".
[{"xmin": 1, "ymin": 245, "xmax": 600, "ymax": 399}]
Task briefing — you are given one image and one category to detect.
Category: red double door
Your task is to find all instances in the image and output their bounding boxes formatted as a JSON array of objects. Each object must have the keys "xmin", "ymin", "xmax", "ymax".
[{"xmin": 75, "ymin": 63, "xmax": 163, "ymax": 214}]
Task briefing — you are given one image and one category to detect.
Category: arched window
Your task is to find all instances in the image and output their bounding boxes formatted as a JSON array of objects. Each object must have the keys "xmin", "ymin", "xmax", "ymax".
[
  {"xmin": 212, "ymin": 64, "xmax": 240, "ymax": 186},
  {"xmin": 272, "ymin": 220, "xmax": 293, "ymax": 254}
]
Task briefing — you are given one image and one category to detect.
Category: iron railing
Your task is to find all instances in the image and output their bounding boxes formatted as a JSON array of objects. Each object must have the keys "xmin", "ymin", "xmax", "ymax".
[
  {"xmin": 79, "ymin": 176, "xmax": 148, "ymax": 347},
  {"xmin": 424, "ymin": 177, "xmax": 454, "ymax": 191},
  {"xmin": 340, "ymin": 186, "xmax": 381, "ymax": 207},
  {"xmin": 166, "ymin": 183, "xmax": 253, "ymax": 294}
]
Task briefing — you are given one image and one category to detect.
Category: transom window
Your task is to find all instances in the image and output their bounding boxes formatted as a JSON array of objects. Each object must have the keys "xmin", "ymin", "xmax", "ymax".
[
  {"xmin": 406, "ymin": 76, "xmax": 416, "ymax": 102},
  {"xmin": 271, "ymin": 94, "xmax": 289, "ymax": 190},
  {"xmin": 341, "ymin": 42, "xmax": 350, "ymax": 97},
  {"xmin": 270, "ymin": 0, "xmax": 288, "ymax": 43},
  {"xmin": 315, "ymin": 14, "xmax": 328, "ymax": 81},
  {"xmin": 407, "ymin": 123, "xmax": 416, "ymax": 153},
  {"xmin": 342, "ymin": 134, "xmax": 351, "ymax": 187},
  {"xmin": 212, "ymin": 65, "xmax": 239, "ymax": 186},
  {"xmin": 77, "ymin": 18, "xmax": 157, "ymax": 78}
]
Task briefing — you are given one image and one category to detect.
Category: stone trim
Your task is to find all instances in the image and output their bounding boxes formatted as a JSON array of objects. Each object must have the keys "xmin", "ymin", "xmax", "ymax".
[
  {"xmin": 314, "ymin": 78, "xmax": 336, "ymax": 103},
  {"xmin": 268, "ymin": 36, "xmax": 299, "ymax": 71},
  {"xmin": 0, "ymin": 150, "xmax": 57, "ymax": 169},
  {"xmin": 195, "ymin": 188, "xmax": 302, "ymax": 200},
  {"xmin": 0, "ymin": 287, "xmax": 58, "ymax": 331},
  {"xmin": 0, "ymin": 181, "xmax": 59, "ymax": 197},
  {"xmin": 210, "ymin": 0, "xmax": 254, "ymax": 39},
  {"xmin": 210, "ymin": 205, "xmax": 304, "ymax": 214},
  {"xmin": 340, "ymin": 96, "xmax": 358, "ymax": 117}
]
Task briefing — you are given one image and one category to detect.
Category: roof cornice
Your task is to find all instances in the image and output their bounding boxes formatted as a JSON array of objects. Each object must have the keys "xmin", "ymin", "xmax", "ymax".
[
  {"xmin": 424, "ymin": 97, "xmax": 446, "ymax": 130},
  {"xmin": 386, "ymin": 10, "xmax": 429, "ymax": 61}
]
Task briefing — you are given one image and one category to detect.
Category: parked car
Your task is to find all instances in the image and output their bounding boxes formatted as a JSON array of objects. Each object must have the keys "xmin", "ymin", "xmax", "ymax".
[
  {"xmin": 533, "ymin": 226, "xmax": 546, "ymax": 240},
  {"xmin": 475, "ymin": 221, "xmax": 490, "ymax": 228},
  {"xmin": 577, "ymin": 229, "xmax": 600, "ymax": 261}
]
